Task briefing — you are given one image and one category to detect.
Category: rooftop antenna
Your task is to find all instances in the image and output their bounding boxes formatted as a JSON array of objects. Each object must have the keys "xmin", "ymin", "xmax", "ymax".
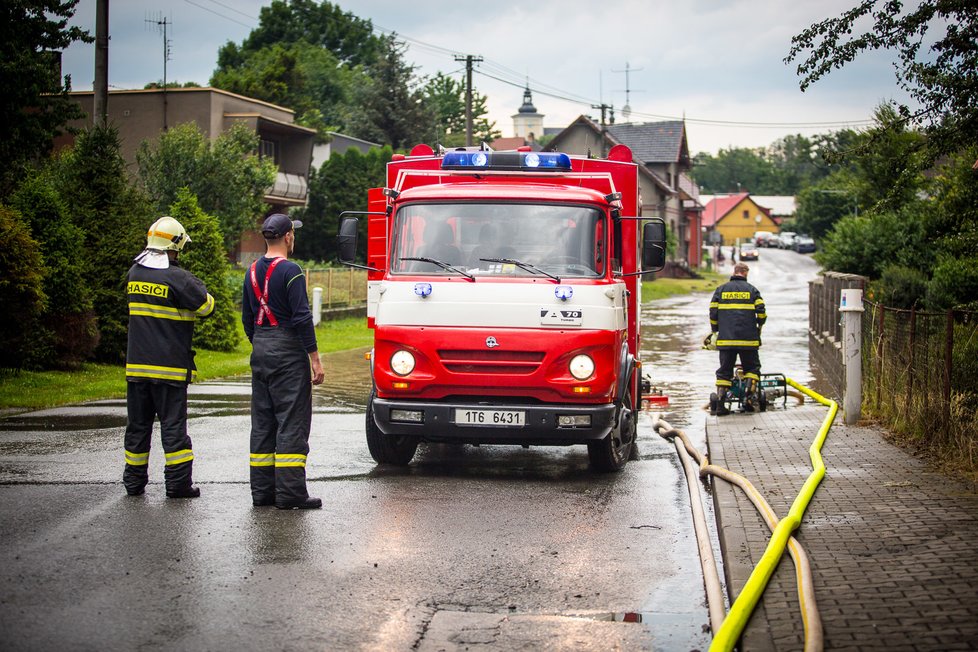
[
  {"xmin": 613, "ymin": 61, "xmax": 644, "ymax": 123},
  {"xmin": 146, "ymin": 12, "xmax": 173, "ymax": 130}
]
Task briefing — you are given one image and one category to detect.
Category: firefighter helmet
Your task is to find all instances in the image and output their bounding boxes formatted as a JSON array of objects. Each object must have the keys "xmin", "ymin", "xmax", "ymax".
[{"xmin": 146, "ymin": 216, "xmax": 191, "ymax": 251}]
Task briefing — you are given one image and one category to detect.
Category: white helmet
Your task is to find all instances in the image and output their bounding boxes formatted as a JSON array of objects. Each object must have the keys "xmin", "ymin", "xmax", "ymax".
[{"xmin": 146, "ymin": 216, "xmax": 191, "ymax": 251}]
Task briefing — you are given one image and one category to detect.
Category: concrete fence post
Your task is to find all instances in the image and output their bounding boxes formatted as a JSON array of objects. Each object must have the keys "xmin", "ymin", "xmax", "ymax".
[
  {"xmin": 840, "ymin": 288, "xmax": 864, "ymax": 425},
  {"xmin": 312, "ymin": 286, "xmax": 323, "ymax": 326}
]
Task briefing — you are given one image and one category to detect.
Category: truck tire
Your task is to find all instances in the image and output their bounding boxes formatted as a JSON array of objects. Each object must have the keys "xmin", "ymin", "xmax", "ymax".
[
  {"xmin": 365, "ymin": 389, "xmax": 419, "ymax": 466},
  {"xmin": 588, "ymin": 377, "xmax": 635, "ymax": 473}
]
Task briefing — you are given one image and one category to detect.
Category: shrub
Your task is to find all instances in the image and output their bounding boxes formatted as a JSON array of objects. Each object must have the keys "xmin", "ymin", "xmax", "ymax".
[
  {"xmin": 169, "ymin": 189, "xmax": 240, "ymax": 352},
  {"xmin": 874, "ymin": 265, "xmax": 928, "ymax": 309},
  {"xmin": 926, "ymin": 255, "xmax": 978, "ymax": 311},
  {"xmin": 0, "ymin": 206, "xmax": 47, "ymax": 368},
  {"xmin": 9, "ymin": 173, "xmax": 98, "ymax": 368},
  {"xmin": 49, "ymin": 125, "xmax": 150, "ymax": 363}
]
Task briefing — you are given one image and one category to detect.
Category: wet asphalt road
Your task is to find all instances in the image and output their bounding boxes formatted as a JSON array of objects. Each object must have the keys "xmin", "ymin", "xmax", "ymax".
[{"xmin": 0, "ymin": 248, "xmax": 819, "ymax": 651}]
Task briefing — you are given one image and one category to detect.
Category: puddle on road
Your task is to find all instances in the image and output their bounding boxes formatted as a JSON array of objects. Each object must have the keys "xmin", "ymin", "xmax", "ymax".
[{"xmin": 640, "ymin": 251, "xmax": 826, "ymax": 442}]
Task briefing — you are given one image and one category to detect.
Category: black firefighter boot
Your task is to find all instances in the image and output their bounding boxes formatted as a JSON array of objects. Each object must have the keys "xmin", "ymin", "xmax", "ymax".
[{"xmin": 715, "ymin": 387, "xmax": 731, "ymax": 416}]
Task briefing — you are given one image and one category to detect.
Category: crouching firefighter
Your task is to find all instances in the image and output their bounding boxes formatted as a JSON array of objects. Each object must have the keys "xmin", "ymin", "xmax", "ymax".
[
  {"xmin": 708, "ymin": 262, "xmax": 766, "ymax": 415},
  {"xmin": 124, "ymin": 216, "xmax": 214, "ymax": 497},
  {"xmin": 242, "ymin": 214, "xmax": 325, "ymax": 510}
]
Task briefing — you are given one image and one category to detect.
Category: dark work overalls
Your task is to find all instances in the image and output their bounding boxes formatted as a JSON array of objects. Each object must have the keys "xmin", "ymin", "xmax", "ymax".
[{"xmin": 247, "ymin": 258, "xmax": 314, "ymax": 506}]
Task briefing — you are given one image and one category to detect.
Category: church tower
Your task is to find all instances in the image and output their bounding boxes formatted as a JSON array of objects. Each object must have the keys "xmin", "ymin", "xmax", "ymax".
[{"xmin": 512, "ymin": 86, "xmax": 544, "ymax": 142}]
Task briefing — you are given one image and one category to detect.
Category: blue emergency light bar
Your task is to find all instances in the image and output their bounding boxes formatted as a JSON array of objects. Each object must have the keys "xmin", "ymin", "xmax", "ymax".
[{"xmin": 441, "ymin": 151, "xmax": 572, "ymax": 171}]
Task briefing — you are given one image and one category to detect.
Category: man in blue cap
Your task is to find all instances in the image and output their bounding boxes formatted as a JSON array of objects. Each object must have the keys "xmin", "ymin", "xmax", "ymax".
[{"xmin": 242, "ymin": 213, "xmax": 324, "ymax": 509}]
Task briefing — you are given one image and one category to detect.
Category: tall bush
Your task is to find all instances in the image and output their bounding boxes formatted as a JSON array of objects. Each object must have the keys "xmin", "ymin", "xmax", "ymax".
[
  {"xmin": 50, "ymin": 125, "xmax": 149, "ymax": 363},
  {"xmin": 926, "ymin": 255, "xmax": 978, "ymax": 311},
  {"xmin": 9, "ymin": 173, "xmax": 98, "ymax": 368},
  {"xmin": 168, "ymin": 189, "xmax": 239, "ymax": 352},
  {"xmin": 0, "ymin": 206, "xmax": 47, "ymax": 368},
  {"xmin": 137, "ymin": 123, "xmax": 276, "ymax": 252}
]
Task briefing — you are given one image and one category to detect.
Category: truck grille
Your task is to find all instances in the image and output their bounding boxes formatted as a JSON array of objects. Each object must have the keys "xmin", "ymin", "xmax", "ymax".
[{"xmin": 437, "ymin": 349, "xmax": 545, "ymax": 375}]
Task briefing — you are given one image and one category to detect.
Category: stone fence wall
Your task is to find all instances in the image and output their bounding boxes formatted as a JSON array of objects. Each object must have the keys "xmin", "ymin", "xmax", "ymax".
[{"xmin": 808, "ymin": 271, "xmax": 867, "ymax": 399}]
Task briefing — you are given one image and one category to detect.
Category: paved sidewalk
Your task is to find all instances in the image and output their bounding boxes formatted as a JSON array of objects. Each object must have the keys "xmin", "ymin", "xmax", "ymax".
[{"xmin": 706, "ymin": 403, "xmax": 978, "ymax": 651}]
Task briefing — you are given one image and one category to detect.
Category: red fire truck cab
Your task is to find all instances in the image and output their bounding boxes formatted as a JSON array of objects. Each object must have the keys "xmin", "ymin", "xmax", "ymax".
[{"xmin": 338, "ymin": 144, "xmax": 665, "ymax": 471}]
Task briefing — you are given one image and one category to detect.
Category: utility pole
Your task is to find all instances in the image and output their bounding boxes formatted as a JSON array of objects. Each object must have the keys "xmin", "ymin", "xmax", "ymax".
[
  {"xmin": 93, "ymin": 0, "xmax": 109, "ymax": 127},
  {"xmin": 590, "ymin": 102, "xmax": 614, "ymax": 157},
  {"xmin": 147, "ymin": 14, "xmax": 172, "ymax": 130},
  {"xmin": 454, "ymin": 54, "xmax": 483, "ymax": 147}
]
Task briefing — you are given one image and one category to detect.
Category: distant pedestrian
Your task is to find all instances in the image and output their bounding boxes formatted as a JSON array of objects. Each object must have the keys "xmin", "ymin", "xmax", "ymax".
[
  {"xmin": 243, "ymin": 214, "xmax": 324, "ymax": 510},
  {"xmin": 708, "ymin": 262, "xmax": 766, "ymax": 415},
  {"xmin": 730, "ymin": 245, "xmax": 737, "ymax": 264},
  {"xmin": 124, "ymin": 216, "xmax": 214, "ymax": 498}
]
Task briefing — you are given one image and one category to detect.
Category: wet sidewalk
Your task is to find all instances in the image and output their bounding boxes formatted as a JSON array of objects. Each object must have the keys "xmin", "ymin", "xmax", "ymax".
[{"xmin": 706, "ymin": 404, "xmax": 978, "ymax": 650}]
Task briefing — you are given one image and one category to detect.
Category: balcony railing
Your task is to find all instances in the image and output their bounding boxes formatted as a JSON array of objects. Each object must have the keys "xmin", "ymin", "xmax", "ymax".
[{"xmin": 266, "ymin": 171, "xmax": 308, "ymax": 202}]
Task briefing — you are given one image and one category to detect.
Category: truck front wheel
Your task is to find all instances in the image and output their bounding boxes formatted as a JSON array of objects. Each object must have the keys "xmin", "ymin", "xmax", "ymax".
[
  {"xmin": 366, "ymin": 389, "xmax": 419, "ymax": 465},
  {"xmin": 587, "ymin": 379, "xmax": 636, "ymax": 472}
]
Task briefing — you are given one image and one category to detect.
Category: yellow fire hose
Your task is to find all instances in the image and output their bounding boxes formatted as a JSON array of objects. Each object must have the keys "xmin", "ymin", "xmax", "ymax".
[{"xmin": 654, "ymin": 377, "xmax": 837, "ymax": 652}]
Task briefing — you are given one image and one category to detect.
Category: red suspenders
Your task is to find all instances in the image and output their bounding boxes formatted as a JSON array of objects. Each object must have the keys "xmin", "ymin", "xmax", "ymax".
[{"xmin": 249, "ymin": 257, "xmax": 284, "ymax": 326}]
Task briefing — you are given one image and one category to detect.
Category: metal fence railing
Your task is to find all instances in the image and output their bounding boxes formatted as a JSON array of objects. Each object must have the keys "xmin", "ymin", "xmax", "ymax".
[
  {"xmin": 304, "ymin": 267, "xmax": 368, "ymax": 310},
  {"xmin": 862, "ymin": 300, "xmax": 978, "ymax": 469}
]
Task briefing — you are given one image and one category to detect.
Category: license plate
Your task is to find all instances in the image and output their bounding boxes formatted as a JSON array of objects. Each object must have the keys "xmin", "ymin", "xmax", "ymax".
[{"xmin": 454, "ymin": 409, "xmax": 525, "ymax": 426}]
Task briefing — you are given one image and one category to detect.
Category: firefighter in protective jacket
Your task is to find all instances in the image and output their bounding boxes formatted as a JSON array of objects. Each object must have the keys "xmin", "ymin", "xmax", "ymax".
[
  {"xmin": 708, "ymin": 262, "xmax": 766, "ymax": 413},
  {"xmin": 124, "ymin": 216, "xmax": 214, "ymax": 497}
]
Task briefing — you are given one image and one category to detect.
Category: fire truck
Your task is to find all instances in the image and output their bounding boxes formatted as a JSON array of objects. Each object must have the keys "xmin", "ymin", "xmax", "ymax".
[{"xmin": 338, "ymin": 144, "xmax": 665, "ymax": 471}]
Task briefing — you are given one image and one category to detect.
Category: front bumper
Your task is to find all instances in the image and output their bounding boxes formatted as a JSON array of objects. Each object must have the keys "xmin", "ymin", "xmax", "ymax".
[{"xmin": 372, "ymin": 397, "xmax": 616, "ymax": 445}]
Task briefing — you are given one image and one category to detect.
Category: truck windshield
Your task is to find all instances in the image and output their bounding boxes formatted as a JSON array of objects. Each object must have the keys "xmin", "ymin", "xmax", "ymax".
[{"xmin": 391, "ymin": 203, "xmax": 605, "ymax": 278}]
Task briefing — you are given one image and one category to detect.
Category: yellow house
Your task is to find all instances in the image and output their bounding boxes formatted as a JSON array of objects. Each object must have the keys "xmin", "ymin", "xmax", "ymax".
[{"xmin": 702, "ymin": 193, "xmax": 780, "ymax": 245}]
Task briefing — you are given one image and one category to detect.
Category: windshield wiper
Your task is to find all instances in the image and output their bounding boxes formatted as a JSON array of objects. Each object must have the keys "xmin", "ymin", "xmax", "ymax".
[
  {"xmin": 400, "ymin": 257, "xmax": 475, "ymax": 281},
  {"xmin": 480, "ymin": 258, "xmax": 561, "ymax": 283}
]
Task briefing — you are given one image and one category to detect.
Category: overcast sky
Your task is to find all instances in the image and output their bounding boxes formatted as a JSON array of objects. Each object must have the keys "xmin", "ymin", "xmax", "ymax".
[{"xmin": 60, "ymin": 0, "xmax": 915, "ymax": 155}]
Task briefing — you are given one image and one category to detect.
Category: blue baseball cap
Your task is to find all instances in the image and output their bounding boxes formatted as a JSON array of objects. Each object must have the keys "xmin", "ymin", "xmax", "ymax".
[{"xmin": 261, "ymin": 213, "xmax": 302, "ymax": 238}]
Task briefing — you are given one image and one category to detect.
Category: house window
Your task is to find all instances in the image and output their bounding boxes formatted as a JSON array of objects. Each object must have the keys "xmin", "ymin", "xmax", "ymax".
[
  {"xmin": 260, "ymin": 139, "xmax": 278, "ymax": 164},
  {"xmin": 743, "ymin": 209, "xmax": 749, "ymax": 220}
]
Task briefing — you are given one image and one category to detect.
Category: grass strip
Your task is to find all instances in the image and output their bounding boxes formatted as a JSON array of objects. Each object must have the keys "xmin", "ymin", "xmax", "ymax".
[{"xmin": 0, "ymin": 316, "xmax": 372, "ymax": 410}]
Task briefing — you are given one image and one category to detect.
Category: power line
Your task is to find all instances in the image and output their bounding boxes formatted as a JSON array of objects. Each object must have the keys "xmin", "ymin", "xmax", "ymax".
[{"xmin": 183, "ymin": 0, "xmax": 253, "ymax": 29}]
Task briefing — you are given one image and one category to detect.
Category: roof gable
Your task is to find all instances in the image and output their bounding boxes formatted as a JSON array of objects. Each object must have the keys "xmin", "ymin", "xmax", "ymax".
[{"xmin": 606, "ymin": 121, "xmax": 688, "ymax": 164}]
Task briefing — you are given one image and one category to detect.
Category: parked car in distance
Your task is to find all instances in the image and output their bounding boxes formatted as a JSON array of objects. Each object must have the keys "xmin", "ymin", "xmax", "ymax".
[
  {"xmin": 777, "ymin": 231, "xmax": 797, "ymax": 249},
  {"xmin": 739, "ymin": 243, "xmax": 759, "ymax": 261},
  {"xmin": 793, "ymin": 235, "xmax": 816, "ymax": 253},
  {"xmin": 752, "ymin": 230, "xmax": 775, "ymax": 247}
]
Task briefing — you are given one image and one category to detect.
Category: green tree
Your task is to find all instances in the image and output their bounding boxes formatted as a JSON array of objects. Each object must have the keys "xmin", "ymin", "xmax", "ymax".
[
  {"xmin": 786, "ymin": 0, "xmax": 978, "ymax": 169},
  {"xmin": 349, "ymin": 35, "xmax": 436, "ymax": 149},
  {"xmin": 815, "ymin": 205, "xmax": 928, "ymax": 279},
  {"xmin": 137, "ymin": 122, "xmax": 277, "ymax": 252},
  {"xmin": 423, "ymin": 72, "xmax": 500, "ymax": 147},
  {"xmin": 217, "ymin": 0, "xmax": 381, "ymax": 69},
  {"xmin": 293, "ymin": 145, "xmax": 392, "ymax": 262},
  {"xmin": 0, "ymin": 206, "xmax": 47, "ymax": 368},
  {"xmin": 168, "ymin": 189, "xmax": 239, "ymax": 352},
  {"xmin": 691, "ymin": 147, "xmax": 779, "ymax": 194},
  {"xmin": 926, "ymin": 255, "xmax": 978, "ymax": 311},
  {"xmin": 50, "ymin": 125, "xmax": 149, "ymax": 363},
  {"xmin": 9, "ymin": 172, "xmax": 98, "ymax": 368},
  {"xmin": 0, "ymin": 0, "xmax": 92, "ymax": 197},
  {"xmin": 794, "ymin": 172, "xmax": 859, "ymax": 239},
  {"xmin": 848, "ymin": 104, "xmax": 926, "ymax": 211},
  {"xmin": 211, "ymin": 41, "xmax": 357, "ymax": 137},
  {"xmin": 920, "ymin": 146, "xmax": 978, "ymax": 259}
]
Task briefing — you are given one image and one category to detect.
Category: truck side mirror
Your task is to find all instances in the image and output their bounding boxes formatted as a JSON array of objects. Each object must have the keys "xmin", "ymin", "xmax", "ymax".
[
  {"xmin": 642, "ymin": 220, "xmax": 666, "ymax": 270},
  {"xmin": 337, "ymin": 216, "xmax": 359, "ymax": 264}
]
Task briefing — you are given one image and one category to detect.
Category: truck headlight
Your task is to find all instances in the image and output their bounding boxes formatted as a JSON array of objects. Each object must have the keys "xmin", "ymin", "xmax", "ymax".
[
  {"xmin": 569, "ymin": 354, "xmax": 594, "ymax": 380},
  {"xmin": 390, "ymin": 350, "xmax": 416, "ymax": 376}
]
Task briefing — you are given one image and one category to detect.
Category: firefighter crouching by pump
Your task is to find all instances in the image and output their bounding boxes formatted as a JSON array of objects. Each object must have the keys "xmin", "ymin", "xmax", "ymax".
[
  {"xmin": 707, "ymin": 262, "xmax": 766, "ymax": 416},
  {"xmin": 124, "ymin": 216, "xmax": 214, "ymax": 497}
]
